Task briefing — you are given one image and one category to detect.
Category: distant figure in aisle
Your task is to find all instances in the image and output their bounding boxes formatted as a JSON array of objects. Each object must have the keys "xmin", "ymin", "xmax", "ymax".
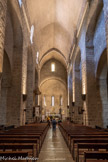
[
  {"xmin": 47, "ymin": 116, "xmax": 51, "ymax": 127},
  {"xmin": 52, "ymin": 118, "xmax": 57, "ymax": 136}
]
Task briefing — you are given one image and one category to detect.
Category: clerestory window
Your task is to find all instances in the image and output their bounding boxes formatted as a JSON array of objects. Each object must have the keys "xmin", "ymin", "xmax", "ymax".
[
  {"xmin": 18, "ymin": 0, "xmax": 22, "ymax": 7},
  {"xmin": 51, "ymin": 63, "xmax": 55, "ymax": 72},
  {"xmin": 51, "ymin": 96, "xmax": 55, "ymax": 106}
]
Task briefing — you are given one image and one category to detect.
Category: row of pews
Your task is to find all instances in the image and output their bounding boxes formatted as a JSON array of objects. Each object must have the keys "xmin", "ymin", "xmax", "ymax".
[
  {"xmin": 0, "ymin": 125, "xmax": 15, "ymax": 132},
  {"xmin": 59, "ymin": 122, "xmax": 108, "ymax": 162},
  {"xmin": 0, "ymin": 123, "xmax": 49, "ymax": 161}
]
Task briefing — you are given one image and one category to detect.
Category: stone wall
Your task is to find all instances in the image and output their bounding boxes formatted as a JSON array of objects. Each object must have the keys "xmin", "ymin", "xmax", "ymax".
[
  {"xmin": 40, "ymin": 58, "xmax": 67, "ymax": 120},
  {"xmin": 40, "ymin": 79, "xmax": 67, "ymax": 120},
  {"xmin": 93, "ymin": 9, "xmax": 106, "ymax": 74},
  {"xmin": 40, "ymin": 58, "xmax": 67, "ymax": 84},
  {"xmin": 68, "ymin": 0, "xmax": 107, "ymax": 128},
  {"xmin": 0, "ymin": 0, "xmax": 107, "ymax": 128},
  {"xmin": 74, "ymin": 51, "xmax": 83, "ymax": 124},
  {"xmin": 0, "ymin": 1, "xmax": 36, "ymax": 126},
  {"xmin": 0, "ymin": 0, "xmax": 7, "ymax": 73}
]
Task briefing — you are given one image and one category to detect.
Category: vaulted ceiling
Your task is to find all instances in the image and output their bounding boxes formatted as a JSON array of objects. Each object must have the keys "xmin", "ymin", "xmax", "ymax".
[{"xmin": 26, "ymin": 0, "xmax": 85, "ymax": 67}]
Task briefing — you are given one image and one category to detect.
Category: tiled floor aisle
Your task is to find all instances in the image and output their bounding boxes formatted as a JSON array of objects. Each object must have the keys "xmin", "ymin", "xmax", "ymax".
[{"xmin": 37, "ymin": 126, "xmax": 73, "ymax": 162}]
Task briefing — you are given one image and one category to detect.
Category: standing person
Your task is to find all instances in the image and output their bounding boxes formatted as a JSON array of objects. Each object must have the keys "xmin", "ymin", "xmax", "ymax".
[
  {"xmin": 52, "ymin": 118, "xmax": 57, "ymax": 137},
  {"xmin": 47, "ymin": 116, "xmax": 51, "ymax": 127}
]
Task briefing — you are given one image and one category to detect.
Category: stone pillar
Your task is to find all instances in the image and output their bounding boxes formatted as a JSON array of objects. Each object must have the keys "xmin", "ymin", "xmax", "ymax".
[
  {"xmin": 103, "ymin": 0, "xmax": 108, "ymax": 90},
  {"xmin": 67, "ymin": 73, "xmax": 70, "ymax": 106},
  {"xmin": 20, "ymin": 46, "xmax": 28, "ymax": 125},
  {"xmin": 75, "ymin": 61, "xmax": 83, "ymax": 124},
  {"xmin": 72, "ymin": 64, "xmax": 75, "ymax": 103},
  {"xmin": 67, "ymin": 70, "xmax": 72, "ymax": 119},
  {"xmin": 37, "ymin": 68, "xmax": 42, "ymax": 119},
  {"xmin": 26, "ymin": 51, "xmax": 34, "ymax": 123},
  {"xmin": 86, "ymin": 46, "xmax": 100, "ymax": 127},
  {"xmin": 72, "ymin": 64, "xmax": 76, "ymax": 122},
  {"xmin": 0, "ymin": 0, "xmax": 7, "ymax": 94},
  {"xmin": 69, "ymin": 70, "xmax": 73, "ymax": 120},
  {"xmin": 37, "ymin": 68, "xmax": 40, "ymax": 105},
  {"xmin": 81, "ymin": 45, "xmax": 87, "ymax": 95},
  {"xmin": 67, "ymin": 73, "xmax": 70, "ymax": 118},
  {"xmin": 81, "ymin": 43, "xmax": 88, "ymax": 126}
]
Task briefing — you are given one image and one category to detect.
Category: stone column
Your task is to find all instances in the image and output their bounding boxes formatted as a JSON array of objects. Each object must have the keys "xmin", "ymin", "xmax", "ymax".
[
  {"xmin": 72, "ymin": 64, "xmax": 77, "ymax": 123},
  {"xmin": 103, "ymin": 0, "xmax": 108, "ymax": 92},
  {"xmin": 37, "ymin": 67, "xmax": 42, "ymax": 120},
  {"xmin": 37, "ymin": 68, "xmax": 40, "ymax": 106},
  {"xmin": 86, "ymin": 46, "xmax": 100, "ymax": 127},
  {"xmin": 75, "ymin": 62, "xmax": 83, "ymax": 124},
  {"xmin": 72, "ymin": 64, "xmax": 75, "ymax": 103},
  {"xmin": 80, "ymin": 40, "xmax": 88, "ymax": 126},
  {"xmin": 67, "ymin": 73, "xmax": 70, "ymax": 118},
  {"xmin": 67, "ymin": 73, "xmax": 70, "ymax": 106},
  {"xmin": 69, "ymin": 70, "xmax": 73, "ymax": 121},
  {"xmin": 0, "ymin": 0, "xmax": 7, "ymax": 94}
]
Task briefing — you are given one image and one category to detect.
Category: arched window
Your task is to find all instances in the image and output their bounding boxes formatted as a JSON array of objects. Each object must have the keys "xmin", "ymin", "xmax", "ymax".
[
  {"xmin": 30, "ymin": 25, "xmax": 34, "ymax": 44},
  {"xmin": 51, "ymin": 96, "xmax": 55, "ymax": 106},
  {"xmin": 18, "ymin": 0, "xmax": 22, "ymax": 7},
  {"xmin": 51, "ymin": 63, "xmax": 55, "ymax": 72},
  {"xmin": 36, "ymin": 51, "xmax": 39, "ymax": 64},
  {"xmin": 44, "ymin": 96, "xmax": 46, "ymax": 106}
]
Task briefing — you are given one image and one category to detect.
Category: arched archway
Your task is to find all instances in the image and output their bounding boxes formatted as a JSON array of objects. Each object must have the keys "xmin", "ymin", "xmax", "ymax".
[
  {"xmin": 39, "ymin": 48, "xmax": 67, "ymax": 70},
  {"xmin": 40, "ymin": 79, "xmax": 67, "ymax": 120},
  {"xmin": 40, "ymin": 58, "xmax": 67, "ymax": 84},
  {"xmin": 0, "ymin": 51, "xmax": 11, "ymax": 125},
  {"xmin": 40, "ymin": 58, "xmax": 67, "ymax": 120},
  {"xmin": 97, "ymin": 49, "xmax": 107, "ymax": 128},
  {"xmin": 4, "ymin": 1, "xmax": 24, "ymax": 126}
]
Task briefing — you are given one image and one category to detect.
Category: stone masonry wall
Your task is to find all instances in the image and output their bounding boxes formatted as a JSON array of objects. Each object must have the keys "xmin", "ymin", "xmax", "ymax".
[
  {"xmin": 74, "ymin": 55, "xmax": 83, "ymax": 124},
  {"xmin": 40, "ymin": 58, "xmax": 67, "ymax": 84},
  {"xmin": 0, "ymin": 0, "xmax": 7, "ymax": 96}
]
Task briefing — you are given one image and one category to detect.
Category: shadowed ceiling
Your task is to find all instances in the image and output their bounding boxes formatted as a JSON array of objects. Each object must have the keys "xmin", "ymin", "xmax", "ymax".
[{"xmin": 26, "ymin": 0, "xmax": 85, "ymax": 67}]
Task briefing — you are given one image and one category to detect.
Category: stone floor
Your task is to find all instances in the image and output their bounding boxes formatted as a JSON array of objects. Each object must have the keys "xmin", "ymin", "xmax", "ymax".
[{"xmin": 37, "ymin": 126, "xmax": 73, "ymax": 162}]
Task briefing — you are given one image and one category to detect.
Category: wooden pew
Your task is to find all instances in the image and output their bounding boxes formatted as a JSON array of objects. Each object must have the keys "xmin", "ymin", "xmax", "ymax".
[
  {"xmin": 69, "ymin": 135, "xmax": 108, "ymax": 159},
  {"xmin": 4, "ymin": 125, "xmax": 15, "ymax": 131},
  {"xmin": 0, "ymin": 138, "xmax": 39, "ymax": 156},
  {"xmin": 59, "ymin": 123, "xmax": 108, "ymax": 147},
  {"xmin": 1, "ymin": 161, "xmax": 27, "ymax": 162},
  {"xmin": 84, "ymin": 151, "xmax": 108, "ymax": 162},
  {"xmin": 69, "ymin": 130, "xmax": 108, "ymax": 148},
  {"xmin": 59, "ymin": 122, "xmax": 108, "ymax": 162},
  {"xmin": 2, "ymin": 123, "xmax": 49, "ymax": 146},
  {"xmin": 0, "ymin": 143, "xmax": 36, "ymax": 157},
  {"xmin": 0, "ymin": 123, "xmax": 49, "ymax": 148},
  {"xmin": 0, "ymin": 123, "xmax": 49, "ymax": 160},
  {"xmin": 70, "ymin": 134, "xmax": 108, "ymax": 152},
  {"xmin": 86, "ymin": 160, "xmax": 108, "ymax": 162},
  {"xmin": 0, "ymin": 134, "xmax": 41, "ymax": 150},
  {"xmin": 4, "ymin": 133, "xmax": 42, "ymax": 148},
  {"xmin": 72, "ymin": 138, "xmax": 108, "ymax": 160},
  {"xmin": 76, "ymin": 143, "xmax": 108, "ymax": 162}
]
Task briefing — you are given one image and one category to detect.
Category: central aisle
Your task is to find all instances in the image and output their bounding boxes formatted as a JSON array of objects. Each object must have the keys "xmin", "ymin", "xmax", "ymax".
[{"xmin": 37, "ymin": 126, "xmax": 73, "ymax": 162}]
